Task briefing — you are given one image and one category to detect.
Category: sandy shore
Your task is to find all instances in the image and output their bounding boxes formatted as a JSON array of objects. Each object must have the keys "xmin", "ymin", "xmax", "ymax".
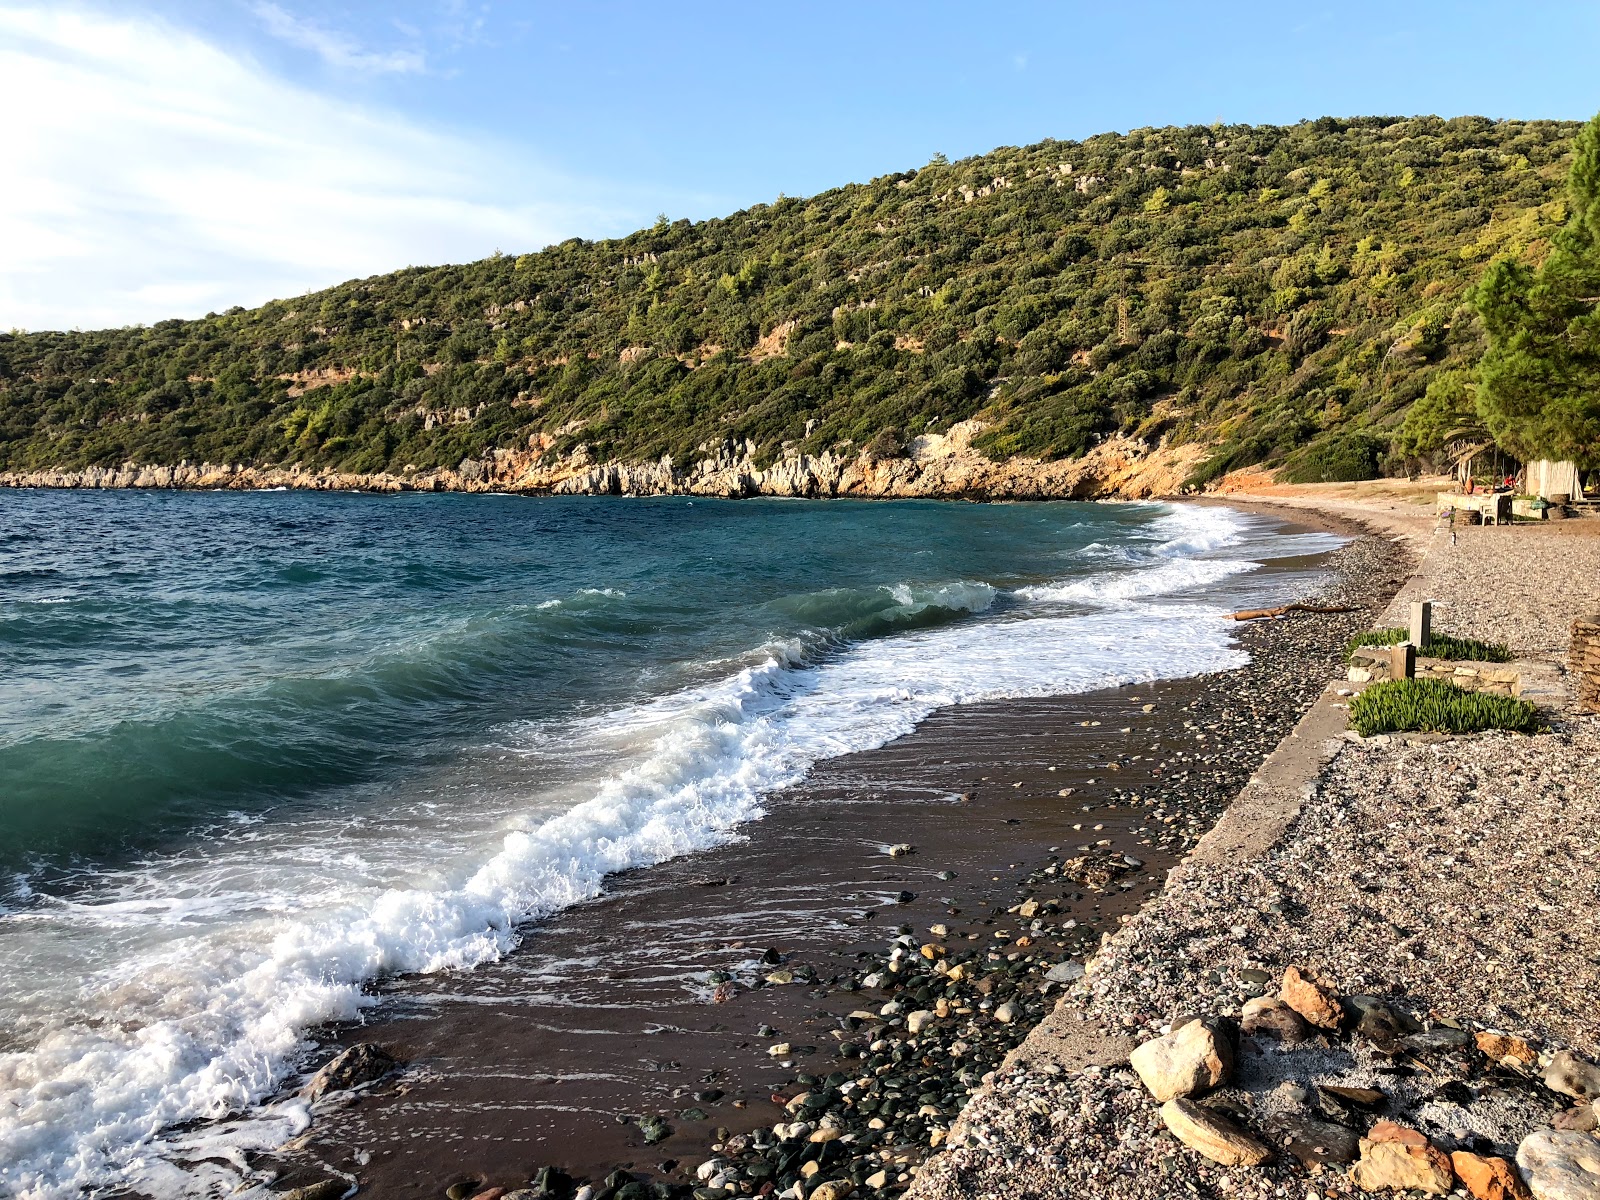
[{"xmin": 911, "ymin": 487, "xmax": 1600, "ymax": 1200}]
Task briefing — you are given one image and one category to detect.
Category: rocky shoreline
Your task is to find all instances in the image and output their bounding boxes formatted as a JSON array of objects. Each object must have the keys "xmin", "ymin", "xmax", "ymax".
[
  {"xmin": 0, "ymin": 424, "xmax": 1206, "ymax": 501},
  {"xmin": 261, "ymin": 528, "xmax": 1411, "ymax": 1200},
  {"xmin": 909, "ymin": 512, "xmax": 1600, "ymax": 1200}
]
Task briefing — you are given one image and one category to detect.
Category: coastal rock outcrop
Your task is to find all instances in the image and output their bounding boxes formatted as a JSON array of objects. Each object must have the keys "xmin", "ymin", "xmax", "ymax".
[{"xmin": 0, "ymin": 422, "xmax": 1212, "ymax": 502}]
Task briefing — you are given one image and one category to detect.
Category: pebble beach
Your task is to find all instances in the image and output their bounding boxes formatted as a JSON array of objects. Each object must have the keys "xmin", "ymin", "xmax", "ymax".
[{"xmin": 912, "ymin": 501, "xmax": 1600, "ymax": 1200}]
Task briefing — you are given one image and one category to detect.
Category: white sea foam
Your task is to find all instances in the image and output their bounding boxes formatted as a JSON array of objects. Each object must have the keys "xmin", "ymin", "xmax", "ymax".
[{"xmin": 0, "ymin": 502, "xmax": 1334, "ymax": 1199}]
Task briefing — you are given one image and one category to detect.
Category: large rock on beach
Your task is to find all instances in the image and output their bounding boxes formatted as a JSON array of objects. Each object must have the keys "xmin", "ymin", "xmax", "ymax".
[
  {"xmin": 1279, "ymin": 965, "xmax": 1344, "ymax": 1030},
  {"xmin": 1350, "ymin": 1121, "xmax": 1454, "ymax": 1194},
  {"xmin": 1130, "ymin": 1018, "xmax": 1234, "ymax": 1101},
  {"xmin": 1266, "ymin": 1114, "xmax": 1360, "ymax": 1169},
  {"xmin": 1476, "ymin": 1031, "xmax": 1540, "ymax": 1067},
  {"xmin": 1451, "ymin": 1150, "xmax": 1533, "ymax": 1200},
  {"xmin": 1516, "ymin": 1129, "xmax": 1600, "ymax": 1200},
  {"xmin": 301, "ymin": 1042, "xmax": 397, "ymax": 1099},
  {"xmin": 1240, "ymin": 996, "xmax": 1309, "ymax": 1042},
  {"xmin": 1545, "ymin": 1051, "xmax": 1600, "ymax": 1101},
  {"xmin": 1159, "ymin": 1098, "xmax": 1271, "ymax": 1166}
]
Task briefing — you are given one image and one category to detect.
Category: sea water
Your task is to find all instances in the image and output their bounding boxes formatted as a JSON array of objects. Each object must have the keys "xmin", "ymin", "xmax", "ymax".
[{"xmin": 0, "ymin": 491, "xmax": 1339, "ymax": 1197}]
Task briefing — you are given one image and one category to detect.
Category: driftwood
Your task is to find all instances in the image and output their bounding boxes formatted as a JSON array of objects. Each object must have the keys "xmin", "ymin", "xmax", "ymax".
[{"xmin": 1228, "ymin": 602, "xmax": 1363, "ymax": 622}]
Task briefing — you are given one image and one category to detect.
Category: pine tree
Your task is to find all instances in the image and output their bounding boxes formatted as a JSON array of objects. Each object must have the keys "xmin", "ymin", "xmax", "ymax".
[{"xmin": 1472, "ymin": 114, "xmax": 1600, "ymax": 465}]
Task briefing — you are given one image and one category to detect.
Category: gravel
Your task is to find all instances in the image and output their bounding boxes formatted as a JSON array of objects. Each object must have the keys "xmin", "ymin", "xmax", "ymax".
[
  {"xmin": 911, "ymin": 519, "xmax": 1600, "ymax": 1200},
  {"xmin": 1383, "ymin": 523, "xmax": 1600, "ymax": 666}
]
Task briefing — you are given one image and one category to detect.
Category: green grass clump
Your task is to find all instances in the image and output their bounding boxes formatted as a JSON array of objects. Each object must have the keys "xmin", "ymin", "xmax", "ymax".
[
  {"xmin": 1346, "ymin": 628, "xmax": 1408, "ymax": 659},
  {"xmin": 1346, "ymin": 627, "xmax": 1513, "ymax": 662},
  {"xmin": 1348, "ymin": 678, "xmax": 1538, "ymax": 736},
  {"xmin": 1422, "ymin": 633, "xmax": 1514, "ymax": 662}
]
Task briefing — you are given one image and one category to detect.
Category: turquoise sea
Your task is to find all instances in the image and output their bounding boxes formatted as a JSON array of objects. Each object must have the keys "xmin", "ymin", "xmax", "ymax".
[{"xmin": 0, "ymin": 491, "xmax": 1338, "ymax": 1198}]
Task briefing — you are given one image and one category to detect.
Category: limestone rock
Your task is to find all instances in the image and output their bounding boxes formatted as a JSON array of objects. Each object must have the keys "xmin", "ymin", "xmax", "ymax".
[
  {"xmin": 1351, "ymin": 1122, "xmax": 1454, "ymax": 1194},
  {"xmin": 1516, "ymin": 1129, "xmax": 1600, "ymax": 1200},
  {"xmin": 993, "ymin": 1001, "xmax": 1019, "ymax": 1023},
  {"xmin": 301, "ymin": 1042, "xmax": 397, "ymax": 1100},
  {"xmin": 1477, "ymin": 1031, "xmax": 1540, "ymax": 1067},
  {"xmin": 1280, "ymin": 966, "xmax": 1344, "ymax": 1030},
  {"xmin": 905, "ymin": 1010, "xmax": 934, "ymax": 1034},
  {"xmin": 1131, "ymin": 1018, "xmax": 1234, "ymax": 1101},
  {"xmin": 1545, "ymin": 1051, "xmax": 1600, "ymax": 1101},
  {"xmin": 809, "ymin": 1181, "xmax": 855, "ymax": 1200},
  {"xmin": 1241, "ymin": 997, "xmax": 1310, "ymax": 1042},
  {"xmin": 1450, "ymin": 1150, "xmax": 1532, "ymax": 1200},
  {"xmin": 1159, "ymin": 1098, "xmax": 1271, "ymax": 1167},
  {"xmin": 1553, "ymin": 1106, "xmax": 1598, "ymax": 1133}
]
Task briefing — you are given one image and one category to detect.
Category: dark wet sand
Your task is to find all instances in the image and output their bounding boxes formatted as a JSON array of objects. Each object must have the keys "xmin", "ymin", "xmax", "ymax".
[{"xmin": 287, "ymin": 684, "xmax": 1272, "ymax": 1194}]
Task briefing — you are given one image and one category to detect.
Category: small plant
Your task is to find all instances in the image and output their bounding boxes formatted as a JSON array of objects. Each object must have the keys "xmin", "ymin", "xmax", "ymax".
[
  {"xmin": 1348, "ymin": 678, "xmax": 1539, "ymax": 736},
  {"xmin": 1346, "ymin": 628, "xmax": 1407, "ymax": 660},
  {"xmin": 1421, "ymin": 633, "xmax": 1514, "ymax": 662},
  {"xmin": 1346, "ymin": 627, "xmax": 1513, "ymax": 662}
]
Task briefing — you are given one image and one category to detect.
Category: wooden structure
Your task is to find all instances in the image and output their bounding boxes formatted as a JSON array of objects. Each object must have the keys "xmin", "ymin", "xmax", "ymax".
[
  {"xmin": 1574, "ymin": 613, "xmax": 1600, "ymax": 713},
  {"xmin": 1526, "ymin": 459, "xmax": 1586, "ymax": 502}
]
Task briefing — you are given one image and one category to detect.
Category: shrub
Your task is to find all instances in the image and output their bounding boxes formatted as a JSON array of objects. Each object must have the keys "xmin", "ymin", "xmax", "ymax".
[
  {"xmin": 1281, "ymin": 432, "xmax": 1387, "ymax": 484},
  {"xmin": 1348, "ymin": 678, "xmax": 1538, "ymax": 736},
  {"xmin": 1346, "ymin": 627, "xmax": 1513, "ymax": 662}
]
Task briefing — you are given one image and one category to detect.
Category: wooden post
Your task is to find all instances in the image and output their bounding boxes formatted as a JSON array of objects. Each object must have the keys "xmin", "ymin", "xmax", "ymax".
[
  {"xmin": 1409, "ymin": 601, "xmax": 1432, "ymax": 650},
  {"xmin": 1391, "ymin": 641, "xmax": 1416, "ymax": 681},
  {"xmin": 1573, "ymin": 614, "xmax": 1600, "ymax": 713}
]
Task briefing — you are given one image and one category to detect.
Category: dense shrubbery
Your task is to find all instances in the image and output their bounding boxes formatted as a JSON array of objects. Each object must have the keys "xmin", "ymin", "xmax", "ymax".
[
  {"xmin": 1347, "ymin": 628, "xmax": 1513, "ymax": 662},
  {"xmin": 1348, "ymin": 678, "xmax": 1538, "ymax": 735},
  {"xmin": 1473, "ymin": 114, "xmax": 1600, "ymax": 467},
  {"xmin": 0, "ymin": 116, "xmax": 1581, "ymax": 477}
]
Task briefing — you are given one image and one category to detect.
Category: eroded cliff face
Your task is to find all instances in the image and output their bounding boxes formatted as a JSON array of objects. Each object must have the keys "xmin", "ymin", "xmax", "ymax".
[{"xmin": 0, "ymin": 421, "xmax": 1210, "ymax": 502}]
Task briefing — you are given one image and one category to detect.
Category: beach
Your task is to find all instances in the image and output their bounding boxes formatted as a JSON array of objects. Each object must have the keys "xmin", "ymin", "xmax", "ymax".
[
  {"xmin": 912, "ymin": 488, "xmax": 1600, "ymax": 1200},
  {"xmin": 254, "ymin": 516, "xmax": 1408, "ymax": 1200}
]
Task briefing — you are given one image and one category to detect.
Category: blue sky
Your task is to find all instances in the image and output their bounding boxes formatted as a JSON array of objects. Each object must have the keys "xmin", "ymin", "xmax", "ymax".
[{"xmin": 4, "ymin": 1, "xmax": 1598, "ymax": 331}]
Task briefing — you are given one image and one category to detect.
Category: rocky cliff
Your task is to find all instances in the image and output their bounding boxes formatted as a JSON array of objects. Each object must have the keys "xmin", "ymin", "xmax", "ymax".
[{"xmin": 0, "ymin": 422, "xmax": 1209, "ymax": 502}]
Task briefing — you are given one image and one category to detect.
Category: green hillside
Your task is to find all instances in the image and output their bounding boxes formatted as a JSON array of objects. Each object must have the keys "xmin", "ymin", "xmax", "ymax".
[{"xmin": 0, "ymin": 115, "xmax": 1580, "ymax": 483}]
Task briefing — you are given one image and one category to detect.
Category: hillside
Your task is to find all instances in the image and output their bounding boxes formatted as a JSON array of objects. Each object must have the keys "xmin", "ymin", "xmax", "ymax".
[{"xmin": 0, "ymin": 115, "xmax": 1581, "ymax": 492}]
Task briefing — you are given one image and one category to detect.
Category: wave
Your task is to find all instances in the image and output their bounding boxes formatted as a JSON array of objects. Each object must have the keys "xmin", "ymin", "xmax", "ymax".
[{"xmin": 0, "ymin": 502, "xmax": 1338, "ymax": 1198}]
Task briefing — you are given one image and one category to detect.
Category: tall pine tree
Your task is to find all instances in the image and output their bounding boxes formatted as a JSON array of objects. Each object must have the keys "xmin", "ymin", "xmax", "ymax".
[{"xmin": 1472, "ymin": 114, "xmax": 1600, "ymax": 465}]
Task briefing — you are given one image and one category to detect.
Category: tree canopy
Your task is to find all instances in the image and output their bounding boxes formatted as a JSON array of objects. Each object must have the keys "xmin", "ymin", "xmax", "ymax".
[
  {"xmin": 0, "ymin": 116, "xmax": 1582, "ymax": 482},
  {"xmin": 1472, "ymin": 114, "xmax": 1600, "ymax": 466}
]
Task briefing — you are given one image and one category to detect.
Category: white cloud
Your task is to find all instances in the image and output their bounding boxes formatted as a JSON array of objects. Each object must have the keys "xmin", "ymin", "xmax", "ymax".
[
  {"xmin": 251, "ymin": 2, "xmax": 425, "ymax": 75},
  {"xmin": 0, "ymin": 5, "xmax": 636, "ymax": 331}
]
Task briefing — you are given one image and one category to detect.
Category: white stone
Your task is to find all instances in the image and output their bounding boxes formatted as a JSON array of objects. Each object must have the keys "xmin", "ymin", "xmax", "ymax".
[{"xmin": 1517, "ymin": 1129, "xmax": 1600, "ymax": 1200}]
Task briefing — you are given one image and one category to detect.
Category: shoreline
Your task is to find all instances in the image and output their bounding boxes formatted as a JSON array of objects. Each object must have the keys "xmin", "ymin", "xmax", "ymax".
[
  {"xmin": 911, "ymin": 490, "xmax": 1600, "ymax": 1200},
  {"xmin": 0, "ymin": 428, "xmax": 1203, "ymax": 501},
  {"xmin": 246, "ymin": 510, "xmax": 1410, "ymax": 1200}
]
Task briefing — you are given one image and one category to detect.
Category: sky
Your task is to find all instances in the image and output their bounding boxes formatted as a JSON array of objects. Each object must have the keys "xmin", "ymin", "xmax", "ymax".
[{"xmin": 3, "ymin": 2, "xmax": 1598, "ymax": 332}]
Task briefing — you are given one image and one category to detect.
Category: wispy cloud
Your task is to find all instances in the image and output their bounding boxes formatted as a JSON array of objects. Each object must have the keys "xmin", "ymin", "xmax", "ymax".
[
  {"xmin": 0, "ymin": 5, "xmax": 640, "ymax": 331},
  {"xmin": 252, "ymin": 2, "xmax": 425, "ymax": 74}
]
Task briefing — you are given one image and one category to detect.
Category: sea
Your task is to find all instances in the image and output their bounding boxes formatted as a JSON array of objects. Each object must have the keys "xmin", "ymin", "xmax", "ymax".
[{"xmin": 0, "ymin": 490, "xmax": 1341, "ymax": 1198}]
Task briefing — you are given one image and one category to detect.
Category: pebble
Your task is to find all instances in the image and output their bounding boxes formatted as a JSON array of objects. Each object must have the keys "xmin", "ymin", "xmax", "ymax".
[{"xmin": 1278, "ymin": 965, "xmax": 1344, "ymax": 1030}]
